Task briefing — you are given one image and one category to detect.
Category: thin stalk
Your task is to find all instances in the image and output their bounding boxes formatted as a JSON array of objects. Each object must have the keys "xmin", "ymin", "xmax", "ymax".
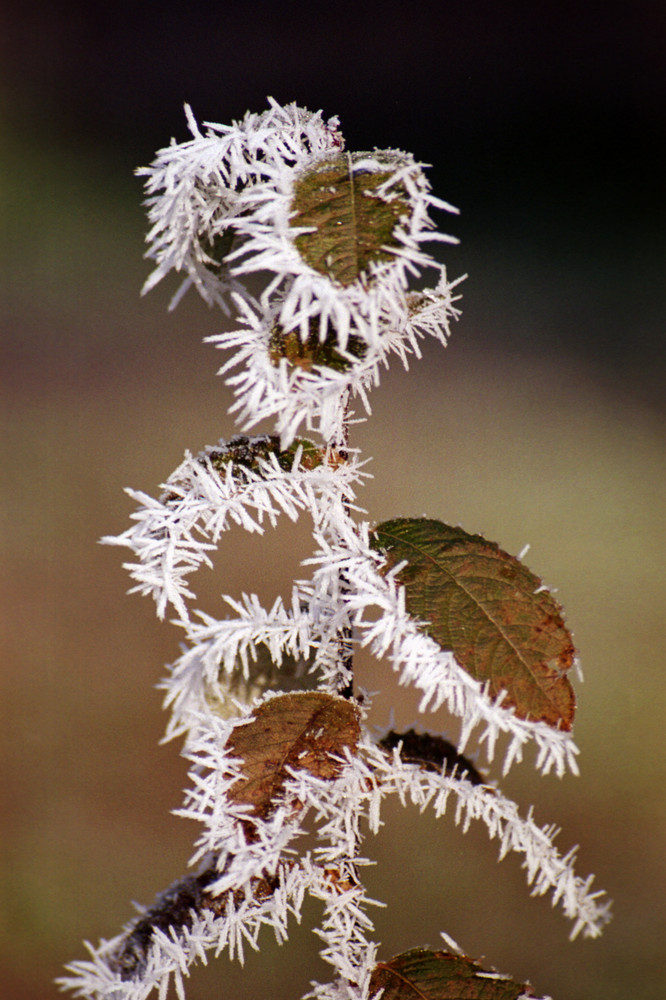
[{"xmin": 333, "ymin": 395, "xmax": 354, "ymax": 700}]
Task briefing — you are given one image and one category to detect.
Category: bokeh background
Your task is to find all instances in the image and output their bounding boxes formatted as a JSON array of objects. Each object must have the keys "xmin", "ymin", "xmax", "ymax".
[{"xmin": 1, "ymin": 2, "xmax": 664, "ymax": 998}]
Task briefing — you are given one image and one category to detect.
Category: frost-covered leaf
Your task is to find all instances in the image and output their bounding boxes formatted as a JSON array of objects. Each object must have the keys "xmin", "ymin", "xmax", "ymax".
[
  {"xmin": 205, "ymin": 642, "xmax": 319, "ymax": 719},
  {"xmin": 204, "ymin": 433, "xmax": 328, "ymax": 474},
  {"xmin": 290, "ymin": 153, "xmax": 410, "ymax": 286},
  {"xmin": 367, "ymin": 746, "xmax": 611, "ymax": 938},
  {"xmin": 58, "ymin": 858, "xmax": 305, "ymax": 996},
  {"xmin": 369, "ymin": 948, "xmax": 536, "ymax": 1000},
  {"xmin": 103, "ymin": 434, "xmax": 355, "ymax": 621},
  {"xmin": 109, "ymin": 868, "xmax": 225, "ymax": 979},
  {"xmin": 378, "ymin": 729, "xmax": 486, "ymax": 786},
  {"xmin": 137, "ymin": 99, "xmax": 344, "ymax": 309},
  {"xmin": 269, "ymin": 318, "xmax": 367, "ymax": 373},
  {"xmin": 372, "ymin": 518, "xmax": 576, "ymax": 731},
  {"xmin": 226, "ymin": 692, "xmax": 360, "ymax": 818}
]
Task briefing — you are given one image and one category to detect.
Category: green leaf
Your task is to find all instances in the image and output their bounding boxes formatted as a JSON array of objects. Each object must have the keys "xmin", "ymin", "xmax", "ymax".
[
  {"xmin": 290, "ymin": 153, "xmax": 409, "ymax": 286},
  {"xmin": 226, "ymin": 692, "xmax": 360, "ymax": 820},
  {"xmin": 371, "ymin": 518, "xmax": 576, "ymax": 731},
  {"xmin": 369, "ymin": 949, "xmax": 535, "ymax": 1000},
  {"xmin": 205, "ymin": 434, "xmax": 326, "ymax": 474},
  {"xmin": 268, "ymin": 319, "xmax": 367, "ymax": 373}
]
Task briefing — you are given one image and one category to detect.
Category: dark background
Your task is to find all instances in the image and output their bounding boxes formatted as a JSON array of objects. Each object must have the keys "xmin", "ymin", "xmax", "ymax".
[{"xmin": 1, "ymin": 3, "xmax": 664, "ymax": 999}]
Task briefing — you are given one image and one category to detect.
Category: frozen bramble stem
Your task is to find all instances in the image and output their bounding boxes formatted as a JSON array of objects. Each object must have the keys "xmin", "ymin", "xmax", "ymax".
[{"xmin": 59, "ymin": 99, "xmax": 611, "ymax": 1000}]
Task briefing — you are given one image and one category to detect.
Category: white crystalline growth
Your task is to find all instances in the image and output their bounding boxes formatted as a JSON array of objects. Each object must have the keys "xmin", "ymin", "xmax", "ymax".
[{"xmin": 138, "ymin": 98, "xmax": 346, "ymax": 311}]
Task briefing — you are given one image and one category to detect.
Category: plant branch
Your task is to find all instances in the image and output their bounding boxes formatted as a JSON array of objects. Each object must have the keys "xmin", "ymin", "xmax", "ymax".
[{"xmin": 333, "ymin": 394, "xmax": 354, "ymax": 700}]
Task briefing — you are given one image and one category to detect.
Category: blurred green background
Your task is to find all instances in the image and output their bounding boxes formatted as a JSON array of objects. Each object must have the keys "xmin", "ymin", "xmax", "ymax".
[{"xmin": 1, "ymin": 3, "xmax": 664, "ymax": 999}]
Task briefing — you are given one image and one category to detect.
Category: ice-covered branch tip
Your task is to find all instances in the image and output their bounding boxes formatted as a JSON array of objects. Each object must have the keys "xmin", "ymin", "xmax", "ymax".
[
  {"xmin": 137, "ymin": 99, "xmax": 346, "ymax": 308},
  {"xmin": 136, "ymin": 98, "xmax": 463, "ymax": 446},
  {"xmin": 138, "ymin": 97, "xmax": 459, "ymax": 319}
]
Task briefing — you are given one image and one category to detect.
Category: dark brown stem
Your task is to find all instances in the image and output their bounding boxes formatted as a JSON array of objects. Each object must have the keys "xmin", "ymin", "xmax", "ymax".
[{"xmin": 334, "ymin": 397, "xmax": 354, "ymax": 700}]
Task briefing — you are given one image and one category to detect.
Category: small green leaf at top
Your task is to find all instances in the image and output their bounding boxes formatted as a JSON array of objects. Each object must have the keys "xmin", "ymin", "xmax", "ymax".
[
  {"xmin": 371, "ymin": 518, "xmax": 576, "ymax": 731},
  {"xmin": 290, "ymin": 153, "xmax": 410, "ymax": 286},
  {"xmin": 369, "ymin": 948, "xmax": 536, "ymax": 1000}
]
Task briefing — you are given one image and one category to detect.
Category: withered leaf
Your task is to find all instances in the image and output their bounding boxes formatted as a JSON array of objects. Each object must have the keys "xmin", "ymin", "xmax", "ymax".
[
  {"xmin": 226, "ymin": 692, "xmax": 361, "ymax": 819},
  {"xmin": 378, "ymin": 729, "xmax": 486, "ymax": 786}
]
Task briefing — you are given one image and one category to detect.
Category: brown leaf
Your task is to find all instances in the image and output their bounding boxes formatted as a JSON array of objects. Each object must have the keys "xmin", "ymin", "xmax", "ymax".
[
  {"xmin": 378, "ymin": 729, "xmax": 486, "ymax": 786},
  {"xmin": 226, "ymin": 692, "xmax": 361, "ymax": 819}
]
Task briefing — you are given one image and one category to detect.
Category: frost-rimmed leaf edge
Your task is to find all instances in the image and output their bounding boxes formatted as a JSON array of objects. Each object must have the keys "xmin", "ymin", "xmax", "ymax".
[{"xmin": 371, "ymin": 517, "xmax": 577, "ymax": 733}]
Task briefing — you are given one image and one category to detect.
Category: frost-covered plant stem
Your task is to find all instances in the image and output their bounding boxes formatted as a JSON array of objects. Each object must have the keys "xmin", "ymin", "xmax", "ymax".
[
  {"xmin": 60, "ymin": 99, "xmax": 610, "ymax": 1000},
  {"xmin": 331, "ymin": 401, "xmax": 355, "ymax": 702}
]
